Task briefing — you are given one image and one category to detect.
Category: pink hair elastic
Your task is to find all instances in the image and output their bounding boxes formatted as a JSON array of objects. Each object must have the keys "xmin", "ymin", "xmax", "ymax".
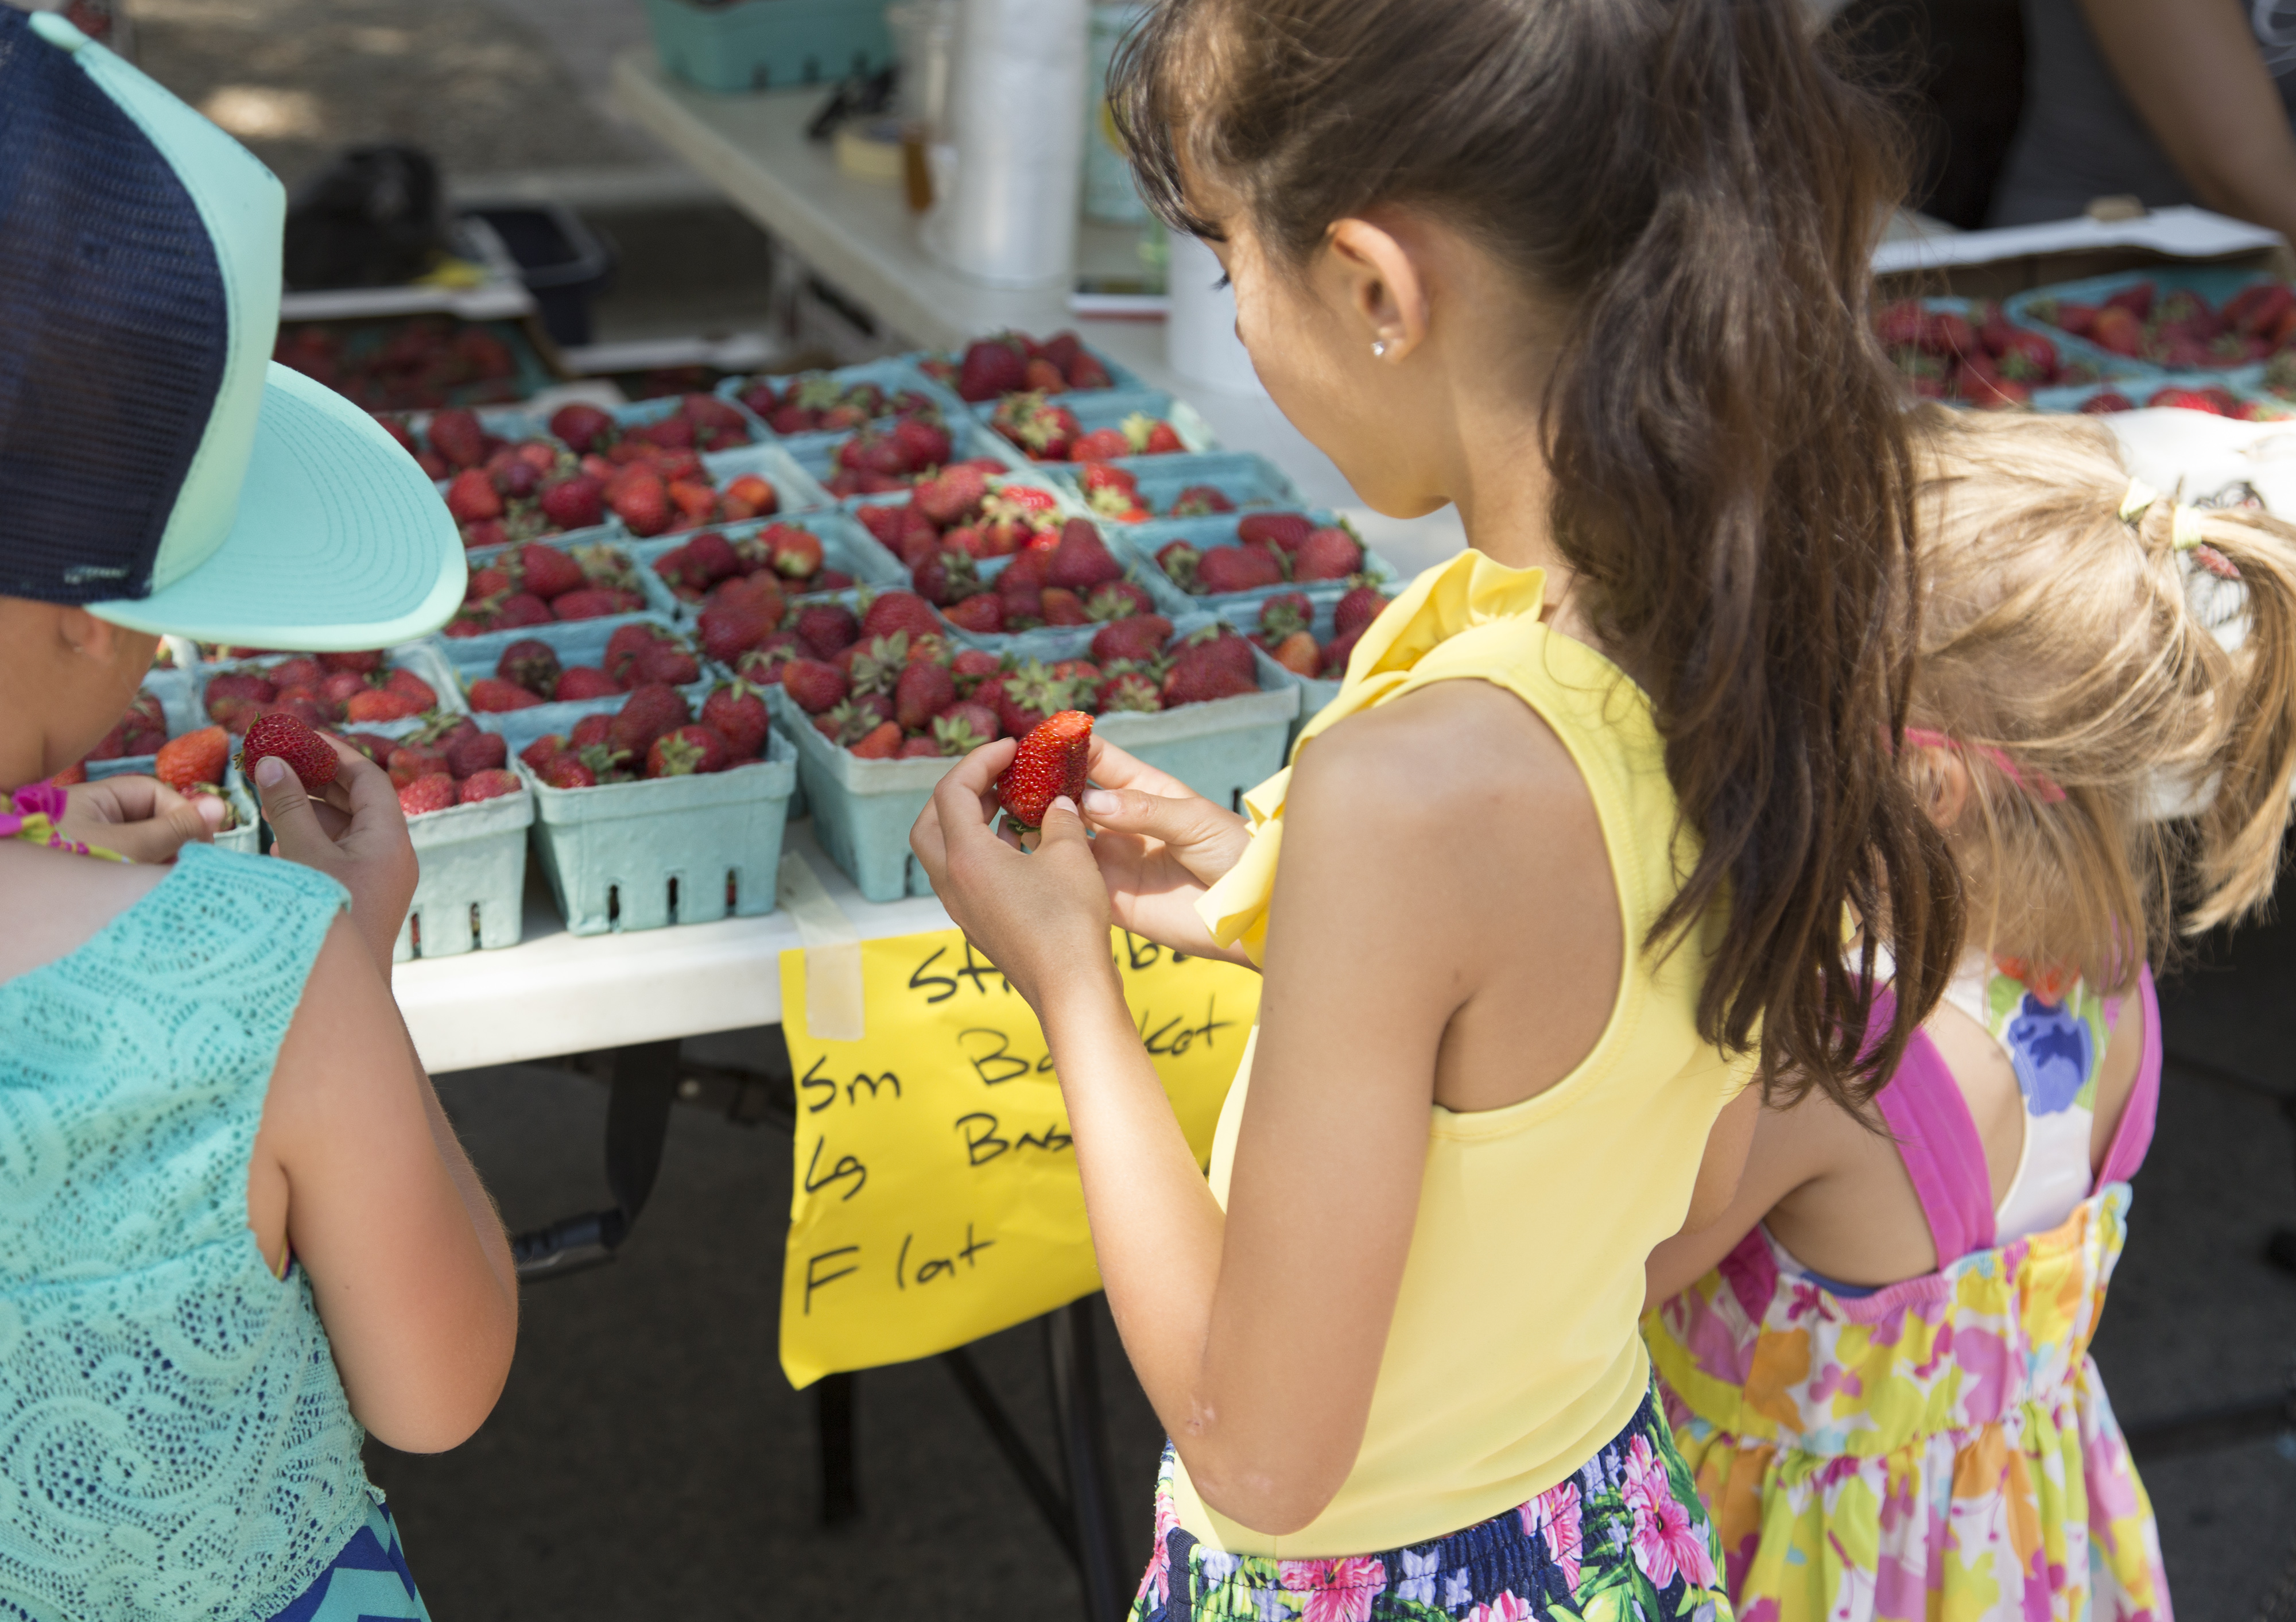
[{"xmin": 1902, "ymin": 726, "xmax": 2067, "ymax": 804}]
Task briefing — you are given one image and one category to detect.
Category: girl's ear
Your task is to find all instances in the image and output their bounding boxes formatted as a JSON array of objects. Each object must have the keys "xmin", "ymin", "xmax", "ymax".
[
  {"xmin": 1324, "ymin": 218, "xmax": 1430, "ymax": 362},
  {"xmin": 1910, "ymin": 744, "xmax": 1971, "ymax": 831}
]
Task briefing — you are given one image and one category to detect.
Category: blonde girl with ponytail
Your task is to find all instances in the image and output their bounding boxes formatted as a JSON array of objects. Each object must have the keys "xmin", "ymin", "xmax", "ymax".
[{"xmin": 1644, "ymin": 405, "xmax": 2296, "ymax": 1621}]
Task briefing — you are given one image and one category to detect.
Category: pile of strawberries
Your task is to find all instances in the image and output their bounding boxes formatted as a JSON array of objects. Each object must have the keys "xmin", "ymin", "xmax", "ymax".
[
  {"xmin": 2022, "ymin": 280, "xmax": 2296, "ymax": 370},
  {"xmin": 1076, "ymin": 464, "xmax": 1233, "ymax": 523},
  {"xmin": 988, "ymin": 397, "xmax": 1185, "ymax": 464},
  {"xmin": 466, "ymin": 622, "xmax": 701, "ymax": 712},
  {"xmin": 650, "ymin": 521, "xmax": 853, "ymax": 605},
  {"xmin": 375, "ymin": 407, "xmax": 612, "ymax": 549},
  {"xmin": 349, "ymin": 717, "xmax": 522, "ymax": 816},
  {"xmin": 735, "ymin": 373, "xmax": 938, "ymax": 436},
  {"xmin": 913, "ymin": 518, "xmax": 1155, "ymax": 636},
  {"xmin": 855, "ymin": 466, "xmax": 1063, "ymax": 564},
  {"xmin": 1254, "ymin": 588, "xmax": 1389, "ymax": 678},
  {"xmin": 276, "ymin": 317, "xmax": 521, "ymax": 412},
  {"xmin": 447, "ymin": 543, "xmax": 648, "ymax": 637},
  {"xmin": 1155, "ymin": 513, "xmax": 1366, "ymax": 595},
  {"xmin": 924, "ymin": 331, "xmax": 1117, "ymax": 402},
  {"xmin": 516, "ymin": 681, "xmax": 772, "ymax": 788},
  {"xmin": 1873, "ymin": 300, "xmax": 2099, "ymax": 408},
  {"xmin": 820, "ymin": 416, "xmax": 990, "ymax": 498},
  {"xmin": 84, "ymin": 691, "xmax": 169, "ymax": 763},
  {"xmin": 540, "ymin": 401, "xmax": 775, "ymax": 536},
  {"xmin": 204, "ymin": 651, "xmax": 439, "ymax": 734},
  {"xmin": 777, "ymin": 611, "xmax": 1262, "ymax": 760},
  {"xmin": 2073, "ymin": 382, "xmax": 2287, "ymax": 420}
]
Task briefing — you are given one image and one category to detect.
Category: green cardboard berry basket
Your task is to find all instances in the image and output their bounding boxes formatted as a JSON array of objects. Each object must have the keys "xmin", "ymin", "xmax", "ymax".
[
  {"xmin": 626, "ymin": 511, "xmax": 907, "ymax": 621},
  {"xmin": 1251, "ymin": 598, "xmax": 1351, "ymax": 749},
  {"xmin": 449, "ymin": 535, "xmax": 687, "ymax": 667},
  {"xmin": 1108, "ymin": 509, "xmax": 1398, "ymax": 621},
  {"xmin": 437, "ymin": 612, "xmax": 720, "ymax": 745},
  {"xmin": 787, "ymin": 416, "xmax": 1035, "ymax": 501},
  {"xmin": 905, "ymin": 342, "xmax": 1147, "ymax": 408},
  {"xmin": 716, "ymin": 357, "xmax": 965, "ymax": 448},
  {"xmin": 771, "ymin": 610, "xmax": 1299, "ymax": 902},
  {"xmin": 642, "ymin": 0, "xmax": 893, "ymax": 93},
  {"xmin": 392, "ymin": 780, "xmax": 537, "ymax": 963},
  {"xmin": 517, "ymin": 729, "xmax": 797, "ymax": 934},
  {"xmin": 2003, "ymin": 266, "xmax": 2285, "ymax": 378},
  {"xmin": 193, "ymin": 640, "xmax": 471, "ymax": 746}
]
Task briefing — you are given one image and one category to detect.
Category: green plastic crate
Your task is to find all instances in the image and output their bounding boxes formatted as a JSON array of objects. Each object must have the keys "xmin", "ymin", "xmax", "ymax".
[
  {"xmin": 643, "ymin": 0, "xmax": 894, "ymax": 93},
  {"xmin": 393, "ymin": 783, "xmax": 537, "ymax": 963},
  {"xmin": 519, "ymin": 730, "xmax": 797, "ymax": 934}
]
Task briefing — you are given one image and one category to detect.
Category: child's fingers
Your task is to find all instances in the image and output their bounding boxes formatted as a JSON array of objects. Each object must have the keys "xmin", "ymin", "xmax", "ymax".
[{"xmin": 251, "ymin": 754, "xmax": 334, "ymax": 866}]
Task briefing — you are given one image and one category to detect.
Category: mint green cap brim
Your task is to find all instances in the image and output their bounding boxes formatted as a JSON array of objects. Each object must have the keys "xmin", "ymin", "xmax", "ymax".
[{"xmin": 86, "ymin": 363, "xmax": 466, "ymax": 652}]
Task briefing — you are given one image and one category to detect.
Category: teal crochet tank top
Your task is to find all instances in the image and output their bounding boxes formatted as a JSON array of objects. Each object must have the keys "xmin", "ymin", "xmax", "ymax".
[{"xmin": 0, "ymin": 844, "xmax": 375, "ymax": 1620}]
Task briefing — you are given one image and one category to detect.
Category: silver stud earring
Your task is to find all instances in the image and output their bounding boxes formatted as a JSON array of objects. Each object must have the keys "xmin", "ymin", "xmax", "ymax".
[{"xmin": 1371, "ymin": 340, "xmax": 1389, "ymax": 358}]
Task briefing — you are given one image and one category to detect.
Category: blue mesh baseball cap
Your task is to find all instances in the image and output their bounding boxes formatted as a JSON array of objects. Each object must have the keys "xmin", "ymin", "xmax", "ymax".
[{"xmin": 0, "ymin": 9, "xmax": 464, "ymax": 651}]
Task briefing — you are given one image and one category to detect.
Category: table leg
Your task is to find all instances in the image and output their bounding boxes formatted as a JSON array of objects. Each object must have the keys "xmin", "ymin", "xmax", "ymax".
[
  {"xmin": 510, "ymin": 1039, "xmax": 681, "ymax": 1280},
  {"xmin": 1047, "ymin": 1299, "xmax": 1129, "ymax": 1622},
  {"xmin": 817, "ymin": 1372, "xmax": 860, "ymax": 1526}
]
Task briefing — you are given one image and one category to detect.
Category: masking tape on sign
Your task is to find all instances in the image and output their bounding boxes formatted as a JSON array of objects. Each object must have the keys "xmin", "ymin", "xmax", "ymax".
[{"xmin": 778, "ymin": 849, "xmax": 865, "ymax": 1041}]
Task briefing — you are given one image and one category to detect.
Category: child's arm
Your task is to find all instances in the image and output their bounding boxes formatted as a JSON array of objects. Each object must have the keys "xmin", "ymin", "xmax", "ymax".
[
  {"xmin": 915, "ymin": 692, "xmax": 1610, "ymax": 1535},
  {"xmin": 1642, "ymin": 1098, "xmax": 1831, "ymax": 1309},
  {"xmin": 253, "ymin": 920, "xmax": 517, "ymax": 1453}
]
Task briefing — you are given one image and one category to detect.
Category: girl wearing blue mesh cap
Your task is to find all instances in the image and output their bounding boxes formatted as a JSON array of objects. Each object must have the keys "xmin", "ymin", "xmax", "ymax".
[{"xmin": 0, "ymin": 11, "xmax": 510, "ymax": 1619}]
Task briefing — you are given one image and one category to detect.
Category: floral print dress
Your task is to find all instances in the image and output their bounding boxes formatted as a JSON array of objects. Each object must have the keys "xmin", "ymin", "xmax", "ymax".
[
  {"xmin": 1642, "ymin": 965, "xmax": 2174, "ymax": 1621},
  {"xmin": 1132, "ymin": 1388, "xmax": 1733, "ymax": 1622}
]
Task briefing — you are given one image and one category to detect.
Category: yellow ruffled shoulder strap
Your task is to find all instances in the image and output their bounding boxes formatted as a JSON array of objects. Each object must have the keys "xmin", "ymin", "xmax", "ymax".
[{"xmin": 1196, "ymin": 549, "xmax": 1551, "ymax": 960}]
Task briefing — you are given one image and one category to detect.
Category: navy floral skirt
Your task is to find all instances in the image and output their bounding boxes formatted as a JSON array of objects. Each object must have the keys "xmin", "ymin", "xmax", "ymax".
[{"xmin": 1131, "ymin": 1385, "xmax": 1732, "ymax": 1622}]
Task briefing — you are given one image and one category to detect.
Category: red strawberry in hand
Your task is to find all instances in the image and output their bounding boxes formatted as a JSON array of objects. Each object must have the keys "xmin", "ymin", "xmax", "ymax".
[
  {"xmin": 154, "ymin": 725, "xmax": 229, "ymax": 795},
  {"xmin": 996, "ymin": 710, "xmax": 1093, "ymax": 830},
  {"xmin": 237, "ymin": 713, "xmax": 339, "ymax": 789}
]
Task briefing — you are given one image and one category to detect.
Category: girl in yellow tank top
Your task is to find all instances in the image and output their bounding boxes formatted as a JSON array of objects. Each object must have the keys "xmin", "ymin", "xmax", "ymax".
[{"xmin": 912, "ymin": 2, "xmax": 1963, "ymax": 1617}]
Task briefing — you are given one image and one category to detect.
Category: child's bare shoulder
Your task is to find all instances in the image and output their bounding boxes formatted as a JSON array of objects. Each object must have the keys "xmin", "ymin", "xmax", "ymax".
[
  {"xmin": 0, "ymin": 841, "xmax": 174, "ymax": 985},
  {"xmin": 1299, "ymin": 679, "xmax": 1595, "ymax": 825}
]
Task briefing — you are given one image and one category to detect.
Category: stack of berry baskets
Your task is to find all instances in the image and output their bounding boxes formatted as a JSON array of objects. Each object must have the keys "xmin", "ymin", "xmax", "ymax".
[
  {"xmin": 1871, "ymin": 296, "xmax": 2142, "ymax": 410},
  {"xmin": 2030, "ymin": 373, "xmax": 2296, "ymax": 420},
  {"xmin": 193, "ymin": 641, "xmax": 528, "ymax": 955},
  {"xmin": 911, "ymin": 330, "xmax": 1147, "ymax": 407},
  {"xmin": 715, "ymin": 355, "xmax": 964, "ymax": 446},
  {"xmin": 1244, "ymin": 587, "xmax": 1398, "ymax": 747},
  {"xmin": 1118, "ymin": 508, "xmax": 1399, "ymax": 622},
  {"xmin": 765, "ymin": 586, "xmax": 1300, "ymax": 901},
  {"xmin": 443, "ymin": 614, "xmax": 796, "ymax": 934},
  {"xmin": 2004, "ymin": 267, "xmax": 2296, "ymax": 381}
]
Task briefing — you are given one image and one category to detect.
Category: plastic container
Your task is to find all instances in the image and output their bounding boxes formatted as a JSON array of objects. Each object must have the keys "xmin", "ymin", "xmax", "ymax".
[
  {"xmin": 193, "ymin": 641, "xmax": 470, "ymax": 746},
  {"xmin": 715, "ymin": 355, "xmax": 963, "ymax": 446},
  {"xmin": 781, "ymin": 611, "xmax": 1299, "ymax": 900},
  {"xmin": 460, "ymin": 204, "xmax": 615, "ymax": 349},
  {"xmin": 2003, "ymin": 267, "xmax": 2287, "ymax": 378},
  {"xmin": 1114, "ymin": 511, "xmax": 1399, "ymax": 620},
  {"xmin": 520, "ymin": 730, "xmax": 797, "ymax": 934},
  {"xmin": 695, "ymin": 440, "xmax": 837, "ymax": 513},
  {"xmin": 628, "ymin": 510, "xmax": 908, "ymax": 618},
  {"xmin": 393, "ymin": 783, "xmax": 536, "ymax": 963},
  {"xmin": 641, "ymin": 0, "xmax": 894, "ymax": 92}
]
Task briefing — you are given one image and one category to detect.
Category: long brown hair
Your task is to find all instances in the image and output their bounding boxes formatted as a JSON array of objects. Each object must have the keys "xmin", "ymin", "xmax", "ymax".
[
  {"xmin": 1111, "ymin": 0, "xmax": 1960, "ymax": 1108},
  {"xmin": 1906, "ymin": 407, "xmax": 2296, "ymax": 990}
]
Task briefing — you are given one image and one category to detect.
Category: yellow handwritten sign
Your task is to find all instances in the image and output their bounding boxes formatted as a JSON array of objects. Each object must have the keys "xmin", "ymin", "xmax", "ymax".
[{"xmin": 778, "ymin": 927, "xmax": 1259, "ymax": 1388}]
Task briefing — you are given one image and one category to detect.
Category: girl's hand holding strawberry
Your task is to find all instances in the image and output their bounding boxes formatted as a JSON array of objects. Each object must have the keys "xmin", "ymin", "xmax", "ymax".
[
  {"xmin": 251, "ymin": 733, "xmax": 417, "ymax": 977},
  {"xmin": 1073, "ymin": 740, "xmax": 1255, "ymax": 967},
  {"xmin": 911, "ymin": 738, "xmax": 1121, "ymax": 1012}
]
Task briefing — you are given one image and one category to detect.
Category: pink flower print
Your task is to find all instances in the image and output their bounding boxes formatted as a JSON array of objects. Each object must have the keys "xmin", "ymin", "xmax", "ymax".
[
  {"xmin": 1275, "ymin": 1557, "xmax": 1384, "ymax": 1622},
  {"xmin": 1465, "ymin": 1594, "xmax": 1535, "ymax": 1622},
  {"xmin": 1620, "ymin": 1434, "xmax": 1671, "ymax": 1516},
  {"xmin": 1517, "ymin": 1478, "xmax": 1584, "ymax": 1592},
  {"xmin": 1141, "ymin": 1490, "xmax": 1181, "ymax": 1606},
  {"xmin": 1739, "ymin": 1602, "xmax": 1781, "ymax": 1622},
  {"xmin": 1628, "ymin": 1494, "xmax": 1717, "ymax": 1592}
]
